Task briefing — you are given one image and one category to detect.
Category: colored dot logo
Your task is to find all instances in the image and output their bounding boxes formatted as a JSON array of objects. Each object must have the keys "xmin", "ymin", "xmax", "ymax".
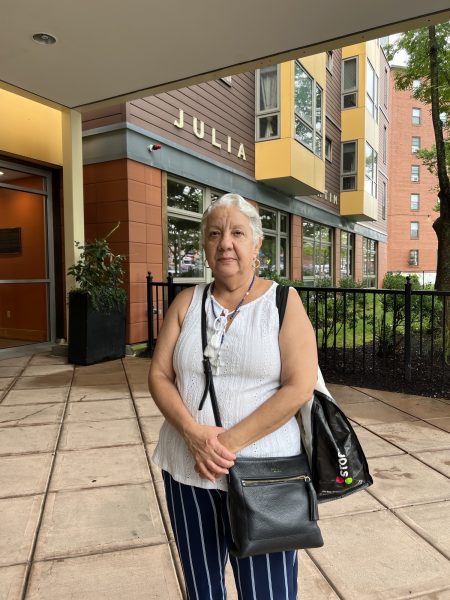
[{"xmin": 335, "ymin": 475, "xmax": 353, "ymax": 485}]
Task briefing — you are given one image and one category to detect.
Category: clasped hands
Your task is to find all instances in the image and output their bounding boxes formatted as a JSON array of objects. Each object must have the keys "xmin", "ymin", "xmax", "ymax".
[{"xmin": 184, "ymin": 423, "xmax": 236, "ymax": 482}]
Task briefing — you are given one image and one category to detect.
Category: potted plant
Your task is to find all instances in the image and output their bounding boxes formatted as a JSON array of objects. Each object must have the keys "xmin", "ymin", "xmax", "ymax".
[{"xmin": 67, "ymin": 224, "xmax": 127, "ymax": 365}]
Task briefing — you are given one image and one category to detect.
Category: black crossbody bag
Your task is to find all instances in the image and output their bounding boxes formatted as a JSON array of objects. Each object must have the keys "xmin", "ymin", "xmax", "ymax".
[{"xmin": 199, "ymin": 284, "xmax": 323, "ymax": 558}]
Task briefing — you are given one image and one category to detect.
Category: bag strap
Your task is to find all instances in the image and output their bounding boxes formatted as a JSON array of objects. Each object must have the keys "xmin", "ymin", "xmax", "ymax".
[
  {"xmin": 200, "ymin": 283, "xmax": 289, "ymax": 428},
  {"xmin": 275, "ymin": 284, "xmax": 289, "ymax": 329},
  {"xmin": 200, "ymin": 284, "xmax": 223, "ymax": 427}
]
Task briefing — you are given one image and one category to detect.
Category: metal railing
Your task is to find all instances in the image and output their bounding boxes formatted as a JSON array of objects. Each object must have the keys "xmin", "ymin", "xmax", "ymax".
[{"xmin": 146, "ymin": 274, "xmax": 450, "ymax": 396}]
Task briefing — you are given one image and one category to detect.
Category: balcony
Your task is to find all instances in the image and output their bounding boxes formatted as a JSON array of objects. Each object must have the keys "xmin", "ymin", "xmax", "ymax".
[
  {"xmin": 255, "ymin": 137, "xmax": 325, "ymax": 196},
  {"xmin": 340, "ymin": 190, "xmax": 378, "ymax": 221}
]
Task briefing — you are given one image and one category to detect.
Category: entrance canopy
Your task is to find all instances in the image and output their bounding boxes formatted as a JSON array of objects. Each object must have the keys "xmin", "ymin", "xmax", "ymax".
[{"xmin": 1, "ymin": 0, "xmax": 450, "ymax": 111}]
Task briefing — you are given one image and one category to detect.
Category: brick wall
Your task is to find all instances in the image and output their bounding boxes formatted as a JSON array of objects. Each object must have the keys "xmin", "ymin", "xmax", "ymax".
[
  {"xmin": 83, "ymin": 159, "xmax": 163, "ymax": 344},
  {"xmin": 388, "ymin": 70, "xmax": 438, "ymax": 275}
]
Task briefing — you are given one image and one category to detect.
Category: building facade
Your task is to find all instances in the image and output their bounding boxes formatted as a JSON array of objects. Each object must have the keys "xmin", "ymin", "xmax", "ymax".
[
  {"xmin": 0, "ymin": 41, "xmax": 391, "ymax": 349},
  {"xmin": 388, "ymin": 67, "xmax": 438, "ymax": 284}
]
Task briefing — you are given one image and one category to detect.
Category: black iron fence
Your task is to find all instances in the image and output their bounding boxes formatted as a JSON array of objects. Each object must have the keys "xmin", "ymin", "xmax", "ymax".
[{"xmin": 146, "ymin": 274, "xmax": 450, "ymax": 397}]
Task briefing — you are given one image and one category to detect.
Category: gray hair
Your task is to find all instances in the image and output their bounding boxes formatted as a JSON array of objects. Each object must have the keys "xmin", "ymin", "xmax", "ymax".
[{"xmin": 201, "ymin": 193, "xmax": 263, "ymax": 244}]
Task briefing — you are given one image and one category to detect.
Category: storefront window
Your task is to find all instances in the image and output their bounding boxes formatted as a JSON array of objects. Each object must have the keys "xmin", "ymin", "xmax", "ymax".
[
  {"xmin": 259, "ymin": 207, "xmax": 289, "ymax": 277},
  {"xmin": 340, "ymin": 231, "xmax": 354, "ymax": 279},
  {"xmin": 362, "ymin": 238, "xmax": 377, "ymax": 287},
  {"xmin": 302, "ymin": 220, "xmax": 333, "ymax": 283},
  {"xmin": 167, "ymin": 178, "xmax": 222, "ymax": 279}
]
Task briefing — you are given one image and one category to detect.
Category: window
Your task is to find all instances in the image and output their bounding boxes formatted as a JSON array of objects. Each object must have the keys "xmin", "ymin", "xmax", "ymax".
[
  {"xmin": 409, "ymin": 249, "xmax": 419, "ymax": 266},
  {"xmin": 412, "ymin": 79, "xmax": 421, "ymax": 92},
  {"xmin": 325, "ymin": 137, "xmax": 332, "ymax": 162},
  {"xmin": 326, "ymin": 50, "xmax": 334, "ymax": 72},
  {"xmin": 384, "ymin": 67, "xmax": 388, "ymax": 107},
  {"xmin": 258, "ymin": 207, "xmax": 289, "ymax": 277},
  {"xmin": 383, "ymin": 126, "xmax": 387, "ymax": 163},
  {"xmin": 302, "ymin": 220, "xmax": 333, "ymax": 283},
  {"xmin": 412, "ymin": 136, "xmax": 421, "ymax": 153},
  {"xmin": 410, "ymin": 222, "xmax": 419, "ymax": 239},
  {"xmin": 167, "ymin": 178, "xmax": 222, "ymax": 279},
  {"xmin": 412, "ymin": 108, "xmax": 421, "ymax": 125},
  {"xmin": 411, "ymin": 165, "xmax": 420, "ymax": 182},
  {"xmin": 362, "ymin": 238, "xmax": 377, "ymax": 287},
  {"xmin": 342, "ymin": 57, "xmax": 358, "ymax": 108},
  {"xmin": 381, "ymin": 181, "xmax": 387, "ymax": 220},
  {"xmin": 294, "ymin": 62, "xmax": 323, "ymax": 157},
  {"xmin": 256, "ymin": 66, "xmax": 280, "ymax": 140},
  {"xmin": 340, "ymin": 231, "xmax": 354, "ymax": 279},
  {"xmin": 341, "ymin": 141, "xmax": 357, "ymax": 190},
  {"xmin": 366, "ymin": 59, "xmax": 378, "ymax": 121},
  {"xmin": 410, "ymin": 193, "xmax": 420, "ymax": 211},
  {"xmin": 365, "ymin": 143, "xmax": 378, "ymax": 198}
]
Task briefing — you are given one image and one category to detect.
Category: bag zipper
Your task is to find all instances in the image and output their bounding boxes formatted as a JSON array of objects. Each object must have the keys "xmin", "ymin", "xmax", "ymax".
[{"xmin": 242, "ymin": 475, "xmax": 311, "ymax": 487}]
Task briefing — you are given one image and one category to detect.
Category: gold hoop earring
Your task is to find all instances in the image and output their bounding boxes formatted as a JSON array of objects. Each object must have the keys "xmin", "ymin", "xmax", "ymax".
[{"xmin": 253, "ymin": 257, "xmax": 261, "ymax": 270}]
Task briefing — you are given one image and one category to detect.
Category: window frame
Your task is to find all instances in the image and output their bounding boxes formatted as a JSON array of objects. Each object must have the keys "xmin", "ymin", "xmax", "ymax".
[
  {"xmin": 410, "ymin": 193, "xmax": 420, "ymax": 211},
  {"xmin": 340, "ymin": 231, "xmax": 355, "ymax": 280},
  {"xmin": 411, "ymin": 165, "xmax": 420, "ymax": 182},
  {"xmin": 294, "ymin": 61, "xmax": 323, "ymax": 158},
  {"xmin": 381, "ymin": 180, "xmax": 387, "ymax": 220},
  {"xmin": 302, "ymin": 220, "xmax": 333, "ymax": 284},
  {"xmin": 410, "ymin": 221, "xmax": 420, "ymax": 240},
  {"xmin": 326, "ymin": 50, "xmax": 334, "ymax": 72},
  {"xmin": 258, "ymin": 206, "xmax": 290, "ymax": 278},
  {"xmin": 412, "ymin": 107, "xmax": 421, "ymax": 125},
  {"xmin": 167, "ymin": 176, "xmax": 223, "ymax": 283},
  {"xmin": 366, "ymin": 59, "xmax": 379, "ymax": 122},
  {"xmin": 255, "ymin": 65, "xmax": 281, "ymax": 141},
  {"xmin": 411, "ymin": 136, "xmax": 421, "ymax": 153},
  {"xmin": 342, "ymin": 56, "xmax": 358, "ymax": 109},
  {"xmin": 341, "ymin": 140, "xmax": 358, "ymax": 191},
  {"xmin": 362, "ymin": 237, "xmax": 378, "ymax": 288},
  {"xmin": 364, "ymin": 142, "xmax": 378, "ymax": 198},
  {"xmin": 409, "ymin": 249, "xmax": 419, "ymax": 266},
  {"xmin": 325, "ymin": 137, "xmax": 332, "ymax": 162}
]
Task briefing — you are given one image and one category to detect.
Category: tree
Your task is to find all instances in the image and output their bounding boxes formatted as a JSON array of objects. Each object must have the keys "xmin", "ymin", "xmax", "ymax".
[{"xmin": 386, "ymin": 24, "xmax": 450, "ymax": 290}]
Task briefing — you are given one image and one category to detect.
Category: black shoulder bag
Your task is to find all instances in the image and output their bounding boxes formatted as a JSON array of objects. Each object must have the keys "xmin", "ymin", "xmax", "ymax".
[
  {"xmin": 200, "ymin": 284, "xmax": 323, "ymax": 558},
  {"xmin": 276, "ymin": 284, "xmax": 373, "ymax": 503}
]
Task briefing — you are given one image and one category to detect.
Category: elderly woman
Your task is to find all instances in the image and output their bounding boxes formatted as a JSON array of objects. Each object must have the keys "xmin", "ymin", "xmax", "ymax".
[{"xmin": 149, "ymin": 193, "xmax": 317, "ymax": 600}]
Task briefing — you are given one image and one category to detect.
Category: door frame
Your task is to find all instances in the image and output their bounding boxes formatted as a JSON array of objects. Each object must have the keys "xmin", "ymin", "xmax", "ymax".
[{"xmin": 0, "ymin": 158, "xmax": 56, "ymax": 350}]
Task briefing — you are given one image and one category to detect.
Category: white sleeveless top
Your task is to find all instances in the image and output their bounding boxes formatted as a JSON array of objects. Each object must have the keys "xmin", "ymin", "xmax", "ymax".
[{"xmin": 152, "ymin": 282, "xmax": 301, "ymax": 491}]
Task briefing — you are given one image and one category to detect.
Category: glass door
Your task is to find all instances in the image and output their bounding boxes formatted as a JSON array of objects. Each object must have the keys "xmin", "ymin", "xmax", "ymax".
[{"xmin": 0, "ymin": 162, "xmax": 55, "ymax": 349}]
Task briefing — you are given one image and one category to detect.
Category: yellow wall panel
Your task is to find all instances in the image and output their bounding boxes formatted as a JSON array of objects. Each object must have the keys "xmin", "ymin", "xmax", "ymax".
[
  {"xmin": 0, "ymin": 89, "xmax": 63, "ymax": 165},
  {"xmin": 342, "ymin": 108, "xmax": 365, "ymax": 141}
]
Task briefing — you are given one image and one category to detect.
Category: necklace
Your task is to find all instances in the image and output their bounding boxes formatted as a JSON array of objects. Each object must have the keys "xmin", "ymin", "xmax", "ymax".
[{"xmin": 204, "ymin": 273, "xmax": 256, "ymax": 374}]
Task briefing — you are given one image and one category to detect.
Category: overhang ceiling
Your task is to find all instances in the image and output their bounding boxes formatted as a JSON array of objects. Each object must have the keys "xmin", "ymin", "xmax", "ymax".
[{"xmin": 1, "ymin": 0, "xmax": 450, "ymax": 112}]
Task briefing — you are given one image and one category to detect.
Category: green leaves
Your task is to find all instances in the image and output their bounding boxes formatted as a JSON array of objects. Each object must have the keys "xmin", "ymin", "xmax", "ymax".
[{"xmin": 67, "ymin": 238, "xmax": 127, "ymax": 314}]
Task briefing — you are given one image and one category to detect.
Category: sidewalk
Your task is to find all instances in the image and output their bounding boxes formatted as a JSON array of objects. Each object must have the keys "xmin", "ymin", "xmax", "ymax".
[{"xmin": 0, "ymin": 351, "xmax": 449, "ymax": 600}]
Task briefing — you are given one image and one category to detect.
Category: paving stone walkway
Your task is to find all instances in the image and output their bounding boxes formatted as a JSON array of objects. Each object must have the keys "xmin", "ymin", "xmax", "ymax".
[{"xmin": 0, "ymin": 352, "xmax": 449, "ymax": 599}]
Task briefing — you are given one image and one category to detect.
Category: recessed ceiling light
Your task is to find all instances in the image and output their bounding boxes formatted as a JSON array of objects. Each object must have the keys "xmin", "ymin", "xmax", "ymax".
[{"xmin": 32, "ymin": 33, "xmax": 57, "ymax": 45}]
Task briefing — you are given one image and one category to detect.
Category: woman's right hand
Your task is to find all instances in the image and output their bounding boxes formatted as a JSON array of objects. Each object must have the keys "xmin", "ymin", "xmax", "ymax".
[{"xmin": 183, "ymin": 423, "xmax": 236, "ymax": 482}]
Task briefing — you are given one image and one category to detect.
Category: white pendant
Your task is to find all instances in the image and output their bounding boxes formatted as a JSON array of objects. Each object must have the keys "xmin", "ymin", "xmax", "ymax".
[{"xmin": 210, "ymin": 332, "xmax": 221, "ymax": 350}]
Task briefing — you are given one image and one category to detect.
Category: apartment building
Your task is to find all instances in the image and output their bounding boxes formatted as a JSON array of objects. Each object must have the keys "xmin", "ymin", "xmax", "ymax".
[
  {"xmin": 388, "ymin": 66, "xmax": 438, "ymax": 284},
  {"xmin": 0, "ymin": 41, "xmax": 390, "ymax": 348}
]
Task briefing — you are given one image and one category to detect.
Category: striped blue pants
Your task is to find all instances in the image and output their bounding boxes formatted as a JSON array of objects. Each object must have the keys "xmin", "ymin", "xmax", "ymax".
[{"xmin": 162, "ymin": 470, "xmax": 298, "ymax": 600}]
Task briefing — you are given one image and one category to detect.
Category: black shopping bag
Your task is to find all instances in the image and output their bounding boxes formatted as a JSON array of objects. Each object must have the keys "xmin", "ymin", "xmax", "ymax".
[{"xmin": 307, "ymin": 389, "xmax": 373, "ymax": 502}]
